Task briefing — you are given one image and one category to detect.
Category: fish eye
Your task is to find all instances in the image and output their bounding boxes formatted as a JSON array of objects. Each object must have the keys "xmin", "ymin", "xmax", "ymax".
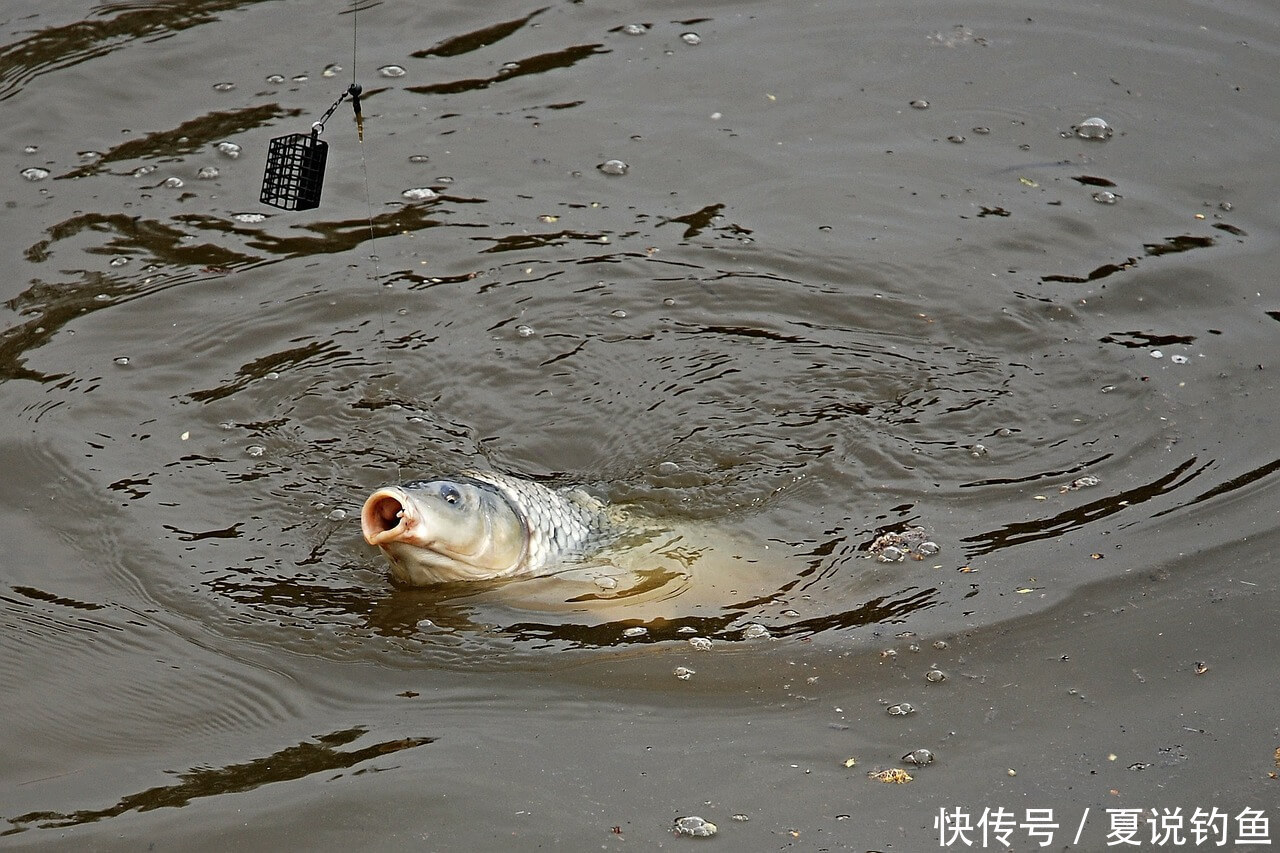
[{"xmin": 441, "ymin": 485, "xmax": 461, "ymax": 505}]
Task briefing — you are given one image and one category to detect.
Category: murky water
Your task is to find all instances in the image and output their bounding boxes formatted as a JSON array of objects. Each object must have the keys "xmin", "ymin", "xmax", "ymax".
[{"xmin": 3, "ymin": 0, "xmax": 1278, "ymax": 848}]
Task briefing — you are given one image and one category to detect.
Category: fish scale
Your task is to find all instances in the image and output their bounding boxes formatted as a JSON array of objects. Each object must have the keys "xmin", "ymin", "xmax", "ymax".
[{"xmin": 464, "ymin": 470, "xmax": 617, "ymax": 572}]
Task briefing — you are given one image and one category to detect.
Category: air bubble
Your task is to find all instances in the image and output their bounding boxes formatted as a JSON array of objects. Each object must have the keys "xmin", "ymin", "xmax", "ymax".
[
  {"xmin": 910, "ymin": 99, "xmax": 929, "ymax": 109},
  {"xmin": 20, "ymin": 167, "xmax": 49, "ymax": 181},
  {"xmin": 673, "ymin": 817, "xmax": 716, "ymax": 838},
  {"xmin": 212, "ymin": 81, "xmax": 235, "ymax": 92},
  {"xmin": 379, "ymin": 65, "xmax": 407, "ymax": 78},
  {"xmin": 1150, "ymin": 350, "xmax": 1164, "ymax": 359},
  {"xmin": 216, "ymin": 141, "xmax": 242, "ymax": 158},
  {"xmin": 22, "ymin": 145, "xmax": 37, "ymax": 154},
  {"xmin": 515, "ymin": 324, "xmax": 534, "ymax": 337},
  {"xmin": 656, "ymin": 461, "xmax": 679, "ymax": 475},
  {"xmin": 688, "ymin": 636, "xmax": 712, "ymax": 651},
  {"xmin": 947, "ymin": 135, "xmax": 965, "ymax": 144},
  {"xmin": 322, "ymin": 64, "xmax": 342, "ymax": 78},
  {"xmin": 408, "ymin": 154, "xmax": 430, "ymax": 163},
  {"xmin": 972, "ymin": 126, "xmax": 990, "ymax": 134},
  {"xmin": 232, "ymin": 212, "xmax": 267, "ymax": 223},
  {"xmin": 887, "ymin": 702, "xmax": 916, "ymax": 716},
  {"xmin": 903, "ymin": 748, "xmax": 935, "ymax": 765},
  {"xmin": 109, "ymin": 257, "xmax": 130, "ymax": 267},
  {"xmin": 197, "ymin": 166, "xmax": 219, "ymax": 180},
  {"xmin": 1073, "ymin": 116, "xmax": 1114, "ymax": 140},
  {"xmin": 622, "ymin": 626, "xmax": 648, "ymax": 638},
  {"xmin": 926, "ymin": 669, "xmax": 947, "ymax": 683},
  {"xmin": 609, "ymin": 309, "xmax": 627, "ymax": 319},
  {"xmin": 1092, "ymin": 190, "xmax": 1117, "ymax": 204},
  {"xmin": 598, "ymin": 159, "xmax": 628, "ymax": 176},
  {"xmin": 673, "ymin": 666, "xmax": 695, "ymax": 680},
  {"xmin": 327, "ymin": 509, "xmax": 347, "ymax": 521},
  {"xmin": 163, "ymin": 176, "xmax": 184, "ymax": 188},
  {"xmin": 246, "ymin": 445, "xmax": 266, "ymax": 457},
  {"xmin": 265, "ymin": 74, "xmax": 286, "ymax": 84},
  {"xmin": 681, "ymin": 32, "xmax": 702, "ymax": 45},
  {"xmin": 264, "ymin": 371, "xmax": 280, "ymax": 380},
  {"xmin": 593, "ymin": 576, "xmax": 618, "ymax": 590},
  {"xmin": 78, "ymin": 151, "xmax": 102, "ymax": 164},
  {"xmin": 113, "ymin": 356, "xmax": 130, "ymax": 366},
  {"xmin": 401, "ymin": 187, "xmax": 439, "ymax": 201},
  {"xmin": 133, "ymin": 165, "xmax": 157, "ymax": 177},
  {"xmin": 622, "ymin": 23, "xmax": 648, "ymax": 35},
  {"xmin": 1170, "ymin": 354, "xmax": 1189, "ymax": 365},
  {"xmin": 742, "ymin": 623, "xmax": 771, "ymax": 640}
]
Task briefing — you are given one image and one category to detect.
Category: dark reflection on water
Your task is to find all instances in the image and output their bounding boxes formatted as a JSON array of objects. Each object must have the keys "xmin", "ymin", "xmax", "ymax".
[
  {"xmin": 961, "ymin": 457, "xmax": 1210, "ymax": 558},
  {"xmin": 412, "ymin": 7, "xmax": 549, "ymax": 59},
  {"xmin": 406, "ymin": 44, "xmax": 609, "ymax": 96},
  {"xmin": 2, "ymin": 727, "xmax": 434, "ymax": 835},
  {"xmin": 56, "ymin": 105, "xmax": 299, "ymax": 179},
  {"xmin": 1040, "ymin": 233, "xmax": 1216, "ymax": 283},
  {"xmin": 0, "ymin": 0, "xmax": 269, "ymax": 101}
]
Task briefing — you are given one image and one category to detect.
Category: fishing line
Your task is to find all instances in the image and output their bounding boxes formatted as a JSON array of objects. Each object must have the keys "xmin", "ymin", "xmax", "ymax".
[
  {"xmin": 346, "ymin": 0, "xmax": 401, "ymax": 484},
  {"xmin": 259, "ymin": 0, "xmax": 398, "ymax": 481}
]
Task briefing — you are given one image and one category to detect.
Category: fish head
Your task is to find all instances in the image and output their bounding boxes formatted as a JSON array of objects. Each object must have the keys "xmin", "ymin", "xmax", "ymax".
[{"xmin": 360, "ymin": 477, "xmax": 528, "ymax": 584}]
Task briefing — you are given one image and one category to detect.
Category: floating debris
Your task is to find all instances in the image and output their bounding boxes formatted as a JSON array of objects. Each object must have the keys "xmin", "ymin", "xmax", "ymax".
[
  {"xmin": 673, "ymin": 816, "xmax": 716, "ymax": 837},
  {"xmin": 842, "ymin": 757, "xmax": 858, "ymax": 768},
  {"xmin": 1060, "ymin": 475, "xmax": 1100, "ymax": 493},
  {"xmin": 870, "ymin": 527, "xmax": 940, "ymax": 562},
  {"xmin": 868, "ymin": 768, "xmax": 913, "ymax": 784}
]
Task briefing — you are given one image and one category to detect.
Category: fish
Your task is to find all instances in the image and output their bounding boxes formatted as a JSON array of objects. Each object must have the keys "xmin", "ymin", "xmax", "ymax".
[{"xmin": 360, "ymin": 470, "xmax": 639, "ymax": 585}]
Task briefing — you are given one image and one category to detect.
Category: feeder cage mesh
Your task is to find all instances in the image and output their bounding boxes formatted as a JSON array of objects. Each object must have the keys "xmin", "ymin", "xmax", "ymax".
[{"xmin": 260, "ymin": 132, "xmax": 328, "ymax": 210}]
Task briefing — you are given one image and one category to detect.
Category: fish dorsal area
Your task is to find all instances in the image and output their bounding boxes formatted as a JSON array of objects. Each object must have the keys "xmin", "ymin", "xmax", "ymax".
[{"xmin": 462, "ymin": 471, "xmax": 616, "ymax": 572}]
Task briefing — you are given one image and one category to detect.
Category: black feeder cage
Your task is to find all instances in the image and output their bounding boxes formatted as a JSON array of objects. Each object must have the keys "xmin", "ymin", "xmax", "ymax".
[{"xmin": 260, "ymin": 129, "xmax": 329, "ymax": 211}]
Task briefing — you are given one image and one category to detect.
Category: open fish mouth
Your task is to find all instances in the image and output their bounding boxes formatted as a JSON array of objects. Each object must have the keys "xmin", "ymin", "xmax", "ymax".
[{"xmin": 361, "ymin": 487, "xmax": 414, "ymax": 546}]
